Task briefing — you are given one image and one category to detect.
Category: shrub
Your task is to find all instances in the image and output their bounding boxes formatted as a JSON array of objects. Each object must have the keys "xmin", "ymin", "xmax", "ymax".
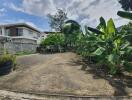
[
  {"xmin": 40, "ymin": 33, "xmax": 65, "ymax": 53},
  {"xmin": 0, "ymin": 52, "xmax": 16, "ymax": 75},
  {"xmin": 0, "ymin": 54, "xmax": 15, "ymax": 65}
]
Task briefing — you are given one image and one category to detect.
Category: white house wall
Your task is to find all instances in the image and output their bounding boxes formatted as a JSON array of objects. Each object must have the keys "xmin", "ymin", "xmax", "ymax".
[
  {"xmin": 22, "ymin": 27, "xmax": 39, "ymax": 39},
  {"xmin": 1, "ymin": 27, "xmax": 6, "ymax": 36},
  {"xmin": 23, "ymin": 27, "xmax": 32, "ymax": 38},
  {"xmin": 0, "ymin": 25, "xmax": 42, "ymax": 44}
]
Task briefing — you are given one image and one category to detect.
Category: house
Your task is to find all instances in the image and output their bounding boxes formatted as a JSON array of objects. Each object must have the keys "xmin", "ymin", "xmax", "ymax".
[
  {"xmin": 0, "ymin": 23, "xmax": 43, "ymax": 54},
  {"xmin": 0, "ymin": 23, "xmax": 41, "ymax": 44}
]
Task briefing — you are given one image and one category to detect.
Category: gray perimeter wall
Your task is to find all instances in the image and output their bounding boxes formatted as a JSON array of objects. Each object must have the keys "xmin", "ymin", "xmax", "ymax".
[{"xmin": 0, "ymin": 42, "xmax": 38, "ymax": 54}]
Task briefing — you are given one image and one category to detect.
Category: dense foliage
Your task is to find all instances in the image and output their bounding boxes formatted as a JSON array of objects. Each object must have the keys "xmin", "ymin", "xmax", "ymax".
[
  {"xmin": 86, "ymin": 17, "xmax": 132, "ymax": 74},
  {"xmin": 62, "ymin": 20, "xmax": 81, "ymax": 50},
  {"xmin": 40, "ymin": 33, "xmax": 65, "ymax": 53},
  {"xmin": 120, "ymin": 22, "xmax": 132, "ymax": 44}
]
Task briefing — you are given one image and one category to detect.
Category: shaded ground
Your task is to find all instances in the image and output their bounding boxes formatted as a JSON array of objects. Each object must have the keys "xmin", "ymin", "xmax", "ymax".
[{"xmin": 0, "ymin": 53, "xmax": 131, "ymax": 96}]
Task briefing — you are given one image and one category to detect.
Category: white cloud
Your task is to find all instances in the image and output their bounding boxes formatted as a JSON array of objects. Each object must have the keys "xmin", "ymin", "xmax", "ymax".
[
  {"xmin": 0, "ymin": 8, "xmax": 5, "ymax": 12},
  {"xmin": 0, "ymin": 8, "xmax": 6, "ymax": 16},
  {"xmin": 8, "ymin": 0, "xmax": 129, "ymax": 27},
  {"xmin": 9, "ymin": 3, "xmax": 25, "ymax": 12}
]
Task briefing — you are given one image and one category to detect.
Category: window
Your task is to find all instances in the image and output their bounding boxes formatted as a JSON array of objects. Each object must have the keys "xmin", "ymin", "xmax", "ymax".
[
  {"xmin": 6, "ymin": 29, "xmax": 10, "ymax": 36},
  {"xmin": 29, "ymin": 30, "xmax": 33, "ymax": 34},
  {"xmin": 17, "ymin": 28, "xmax": 23, "ymax": 36},
  {"xmin": 37, "ymin": 33, "xmax": 40, "ymax": 37}
]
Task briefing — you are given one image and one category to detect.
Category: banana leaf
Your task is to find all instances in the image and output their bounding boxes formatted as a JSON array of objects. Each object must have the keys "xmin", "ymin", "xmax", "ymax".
[
  {"xmin": 92, "ymin": 47, "xmax": 105, "ymax": 56},
  {"xmin": 97, "ymin": 17, "xmax": 107, "ymax": 33},
  {"xmin": 117, "ymin": 11, "xmax": 132, "ymax": 20},
  {"xmin": 87, "ymin": 27, "xmax": 105, "ymax": 35},
  {"xmin": 107, "ymin": 54, "xmax": 119, "ymax": 65},
  {"xmin": 107, "ymin": 18, "xmax": 117, "ymax": 35}
]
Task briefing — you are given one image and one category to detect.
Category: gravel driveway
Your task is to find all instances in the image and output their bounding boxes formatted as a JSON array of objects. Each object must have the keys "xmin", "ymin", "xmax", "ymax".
[{"xmin": 0, "ymin": 53, "xmax": 118, "ymax": 96}]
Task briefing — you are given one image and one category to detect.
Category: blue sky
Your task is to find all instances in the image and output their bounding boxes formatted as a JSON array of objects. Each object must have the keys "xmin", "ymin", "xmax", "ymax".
[
  {"xmin": 0, "ymin": 0, "xmax": 50, "ymax": 31},
  {"xmin": 0, "ymin": 0, "xmax": 130, "ymax": 32}
]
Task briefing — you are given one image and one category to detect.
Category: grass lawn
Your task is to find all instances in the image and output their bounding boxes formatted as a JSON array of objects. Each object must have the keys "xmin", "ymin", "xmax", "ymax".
[{"xmin": 15, "ymin": 51, "xmax": 36, "ymax": 56}]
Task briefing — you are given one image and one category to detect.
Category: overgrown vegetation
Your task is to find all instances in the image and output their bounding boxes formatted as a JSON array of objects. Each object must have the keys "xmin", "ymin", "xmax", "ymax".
[
  {"xmin": 62, "ymin": 20, "xmax": 81, "ymax": 50},
  {"xmin": 62, "ymin": 17, "xmax": 132, "ymax": 75},
  {"xmin": 40, "ymin": 33, "xmax": 65, "ymax": 53},
  {"xmin": 82, "ymin": 17, "xmax": 132, "ymax": 75},
  {"xmin": 0, "ymin": 51, "xmax": 16, "ymax": 75}
]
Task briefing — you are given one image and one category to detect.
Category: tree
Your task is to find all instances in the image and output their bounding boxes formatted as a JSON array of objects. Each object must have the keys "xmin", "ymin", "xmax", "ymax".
[
  {"xmin": 48, "ymin": 9, "xmax": 67, "ymax": 32},
  {"xmin": 40, "ymin": 33, "xmax": 65, "ymax": 53},
  {"xmin": 119, "ymin": 0, "xmax": 132, "ymax": 11},
  {"xmin": 62, "ymin": 20, "xmax": 81, "ymax": 49}
]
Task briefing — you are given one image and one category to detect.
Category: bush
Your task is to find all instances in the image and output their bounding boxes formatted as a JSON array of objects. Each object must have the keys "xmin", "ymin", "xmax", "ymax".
[
  {"xmin": 40, "ymin": 33, "xmax": 65, "ymax": 53},
  {"xmin": 0, "ymin": 52, "xmax": 16, "ymax": 75}
]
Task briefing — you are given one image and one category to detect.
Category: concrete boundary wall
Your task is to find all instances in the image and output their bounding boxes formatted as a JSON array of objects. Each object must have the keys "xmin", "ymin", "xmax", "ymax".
[{"xmin": 0, "ymin": 42, "xmax": 38, "ymax": 54}]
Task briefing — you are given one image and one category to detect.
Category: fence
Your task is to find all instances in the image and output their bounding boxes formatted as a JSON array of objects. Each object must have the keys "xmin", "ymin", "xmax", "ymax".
[{"xmin": 0, "ymin": 42, "xmax": 38, "ymax": 54}]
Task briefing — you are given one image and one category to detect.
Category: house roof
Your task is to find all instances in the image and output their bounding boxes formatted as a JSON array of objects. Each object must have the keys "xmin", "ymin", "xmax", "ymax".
[{"xmin": 0, "ymin": 23, "xmax": 41, "ymax": 33}]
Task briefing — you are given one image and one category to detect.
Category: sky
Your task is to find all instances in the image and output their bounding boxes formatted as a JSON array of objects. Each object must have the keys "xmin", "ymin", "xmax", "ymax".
[{"xmin": 0, "ymin": 0, "xmax": 130, "ymax": 32}]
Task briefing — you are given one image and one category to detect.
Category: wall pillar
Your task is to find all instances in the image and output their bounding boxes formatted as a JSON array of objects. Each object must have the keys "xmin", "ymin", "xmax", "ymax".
[{"xmin": 1, "ymin": 27, "xmax": 5, "ymax": 36}]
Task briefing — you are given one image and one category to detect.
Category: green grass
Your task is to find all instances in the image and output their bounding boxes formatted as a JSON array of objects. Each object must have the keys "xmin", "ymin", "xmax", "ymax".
[{"xmin": 15, "ymin": 51, "xmax": 36, "ymax": 56}]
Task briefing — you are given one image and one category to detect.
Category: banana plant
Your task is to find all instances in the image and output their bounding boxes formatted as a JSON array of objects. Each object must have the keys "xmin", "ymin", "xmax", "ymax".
[
  {"xmin": 86, "ymin": 17, "xmax": 131, "ymax": 75},
  {"xmin": 62, "ymin": 20, "xmax": 81, "ymax": 49}
]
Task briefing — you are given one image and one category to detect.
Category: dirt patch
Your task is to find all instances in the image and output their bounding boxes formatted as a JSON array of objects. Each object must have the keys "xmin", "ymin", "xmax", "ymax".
[
  {"xmin": 0, "ymin": 90, "xmax": 131, "ymax": 100},
  {"xmin": 0, "ymin": 53, "xmax": 131, "ymax": 96}
]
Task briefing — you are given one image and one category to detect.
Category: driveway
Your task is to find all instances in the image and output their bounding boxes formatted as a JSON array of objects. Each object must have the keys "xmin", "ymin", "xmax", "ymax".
[{"xmin": 0, "ymin": 53, "xmax": 119, "ymax": 96}]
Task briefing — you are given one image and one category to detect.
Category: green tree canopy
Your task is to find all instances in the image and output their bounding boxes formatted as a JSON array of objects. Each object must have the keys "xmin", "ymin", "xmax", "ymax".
[
  {"xmin": 62, "ymin": 20, "xmax": 81, "ymax": 49},
  {"xmin": 40, "ymin": 33, "xmax": 64, "ymax": 47},
  {"xmin": 62, "ymin": 20, "xmax": 81, "ymax": 35}
]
